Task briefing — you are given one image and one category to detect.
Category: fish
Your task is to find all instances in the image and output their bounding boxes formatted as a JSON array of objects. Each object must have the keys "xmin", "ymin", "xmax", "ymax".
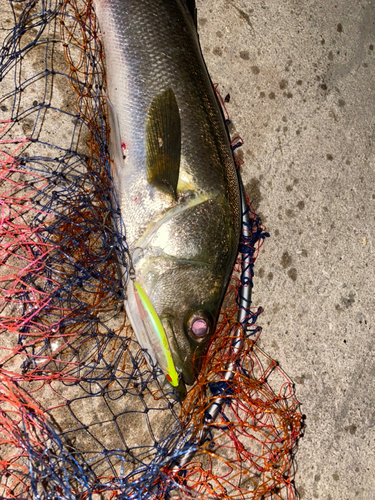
[{"xmin": 93, "ymin": 0, "xmax": 241, "ymax": 399}]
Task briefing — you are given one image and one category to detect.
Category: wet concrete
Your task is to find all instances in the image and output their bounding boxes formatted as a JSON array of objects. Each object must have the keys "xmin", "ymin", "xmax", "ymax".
[{"xmin": 196, "ymin": 0, "xmax": 375, "ymax": 498}]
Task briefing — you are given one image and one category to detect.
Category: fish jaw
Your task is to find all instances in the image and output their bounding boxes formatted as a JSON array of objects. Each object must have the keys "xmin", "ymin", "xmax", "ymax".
[
  {"xmin": 126, "ymin": 253, "xmax": 226, "ymax": 388},
  {"xmin": 125, "ymin": 196, "xmax": 237, "ymax": 390}
]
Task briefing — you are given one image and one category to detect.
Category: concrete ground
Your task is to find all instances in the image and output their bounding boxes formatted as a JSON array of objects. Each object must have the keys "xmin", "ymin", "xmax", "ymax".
[{"xmin": 196, "ymin": 0, "xmax": 375, "ymax": 498}]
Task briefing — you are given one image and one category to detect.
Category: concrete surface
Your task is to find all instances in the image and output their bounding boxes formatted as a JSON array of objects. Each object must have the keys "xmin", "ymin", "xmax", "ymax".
[
  {"xmin": 196, "ymin": 0, "xmax": 375, "ymax": 498},
  {"xmin": 1, "ymin": 0, "xmax": 374, "ymax": 499}
]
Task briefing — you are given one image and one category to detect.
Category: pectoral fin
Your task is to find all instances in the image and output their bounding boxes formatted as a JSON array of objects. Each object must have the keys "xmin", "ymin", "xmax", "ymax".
[{"xmin": 146, "ymin": 88, "xmax": 181, "ymax": 199}]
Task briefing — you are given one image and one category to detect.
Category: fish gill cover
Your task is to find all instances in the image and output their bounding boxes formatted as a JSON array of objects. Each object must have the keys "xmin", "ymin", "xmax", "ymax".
[{"xmin": 0, "ymin": 0, "xmax": 302, "ymax": 498}]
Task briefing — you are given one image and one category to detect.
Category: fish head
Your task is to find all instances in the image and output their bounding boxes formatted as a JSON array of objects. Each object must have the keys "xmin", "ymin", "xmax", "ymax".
[{"xmin": 125, "ymin": 195, "xmax": 239, "ymax": 396}]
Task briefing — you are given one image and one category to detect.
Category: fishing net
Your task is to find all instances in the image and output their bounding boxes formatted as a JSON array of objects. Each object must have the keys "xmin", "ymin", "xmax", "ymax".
[{"xmin": 0, "ymin": 1, "xmax": 302, "ymax": 498}]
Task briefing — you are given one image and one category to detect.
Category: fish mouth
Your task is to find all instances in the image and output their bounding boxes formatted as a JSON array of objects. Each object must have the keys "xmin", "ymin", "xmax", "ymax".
[
  {"xmin": 160, "ymin": 316, "xmax": 195, "ymax": 400},
  {"xmin": 167, "ymin": 376, "xmax": 187, "ymax": 402},
  {"xmin": 125, "ymin": 280, "xmax": 191, "ymax": 401}
]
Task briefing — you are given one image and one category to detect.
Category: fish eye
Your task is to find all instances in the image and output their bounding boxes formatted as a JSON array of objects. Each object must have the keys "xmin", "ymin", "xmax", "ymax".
[{"xmin": 185, "ymin": 310, "xmax": 213, "ymax": 343}]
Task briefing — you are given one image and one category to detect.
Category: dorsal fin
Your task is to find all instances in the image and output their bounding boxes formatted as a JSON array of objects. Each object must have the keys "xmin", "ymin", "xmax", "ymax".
[
  {"xmin": 145, "ymin": 88, "xmax": 181, "ymax": 199},
  {"xmin": 184, "ymin": 0, "xmax": 197, "ymax": 27}
]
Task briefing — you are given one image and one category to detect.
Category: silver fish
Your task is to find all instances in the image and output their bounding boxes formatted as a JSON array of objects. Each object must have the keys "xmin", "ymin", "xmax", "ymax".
[{"xmin": 93, "ymin": 0, "xmax": 241, "ymax": 398}]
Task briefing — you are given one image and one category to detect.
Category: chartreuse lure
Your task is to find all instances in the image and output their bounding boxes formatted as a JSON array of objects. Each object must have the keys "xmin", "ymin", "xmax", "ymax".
[{"xmin": 133, "ymin": 281, "xmax": 179, "ymax": 387}]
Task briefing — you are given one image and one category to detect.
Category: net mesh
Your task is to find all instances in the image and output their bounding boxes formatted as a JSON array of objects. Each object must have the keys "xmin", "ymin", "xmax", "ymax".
[{"xmin": 0, "ymin": 1, "xmax": 302, "ymax": 498}]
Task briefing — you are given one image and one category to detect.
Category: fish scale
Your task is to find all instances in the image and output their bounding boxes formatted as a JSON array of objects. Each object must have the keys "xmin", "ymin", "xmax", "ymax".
[{"xmin": 94, "ymin": 0, "xmax": 241, "ymax": 398}]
